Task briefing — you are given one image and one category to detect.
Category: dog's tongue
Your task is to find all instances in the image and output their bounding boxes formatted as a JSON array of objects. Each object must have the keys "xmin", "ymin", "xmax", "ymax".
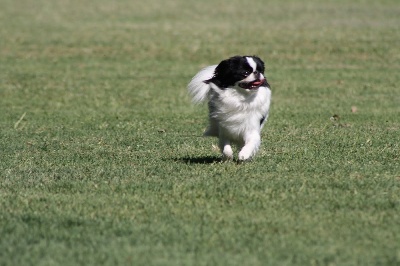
[
  {"xmin": 239, "ymin": 79, "xmax": 267, "ymax": 90},
  {"xmin": 250, "ymin": 79, "xmax": 266, "ymax": 88},
  {"xmin": 252, "ymin": 80, "xmax": 263, "ymax": 86}
]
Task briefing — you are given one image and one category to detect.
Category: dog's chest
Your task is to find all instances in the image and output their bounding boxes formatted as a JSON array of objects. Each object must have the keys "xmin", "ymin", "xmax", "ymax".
[
  {"xmin": 211, "ymin": 87, "xmax": 271, "ymax": 127},
  {"xmin": 217, "ymin": 88, "xmax": 269, "ymax": 112}
]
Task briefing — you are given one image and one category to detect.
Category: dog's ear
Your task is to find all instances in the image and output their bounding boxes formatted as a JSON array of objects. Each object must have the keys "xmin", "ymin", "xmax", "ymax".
[
  {"xmin": 213, "ymin": 58, "xmax": 234, "ymax": 78},
  {"xmin": 204, "ymin": 75, "xmax": 221, "ymax": 87},
  {"xmin": 204, "ymin": 76, "xmax": 223, "ymax": 87},
  {"xmin": 204, "ymin": 58, "xmax": 234, "ymax": 87}
]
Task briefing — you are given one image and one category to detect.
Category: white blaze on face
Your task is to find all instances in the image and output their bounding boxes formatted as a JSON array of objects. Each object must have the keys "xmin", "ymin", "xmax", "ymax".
[
  {"xmin": 246, "ymin": 57, "xmax": 257, "ymax": 72},
  {"xmin": 243, "ymin": 57, "xmax": 264, "ymax": 82}
]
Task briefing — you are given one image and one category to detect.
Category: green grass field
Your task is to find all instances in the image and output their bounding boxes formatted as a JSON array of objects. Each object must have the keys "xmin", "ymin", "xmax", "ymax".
[{"xmin": 1, "ymin": 0, "xmax": 399, "ymax": 265}]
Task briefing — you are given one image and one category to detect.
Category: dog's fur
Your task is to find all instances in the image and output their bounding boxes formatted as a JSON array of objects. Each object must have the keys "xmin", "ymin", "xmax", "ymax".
[{"xmin": 188, "ymin": 55, "xmax": 271, "ymax": 161}]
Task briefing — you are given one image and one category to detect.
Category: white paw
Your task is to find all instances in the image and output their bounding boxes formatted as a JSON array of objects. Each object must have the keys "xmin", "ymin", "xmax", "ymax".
[
  {"xmin": 222, "ymin": 146, "xmax": 233, "ymax": 161},
  {"xmin": 238, "ymin": 149, "xmax": 253, "ymax": 161}
]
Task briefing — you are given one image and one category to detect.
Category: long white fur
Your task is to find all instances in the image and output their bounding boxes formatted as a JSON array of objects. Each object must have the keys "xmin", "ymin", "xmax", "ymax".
[
  {"xmin": 187, "ymin": 65, "xmax": 217, "ymax": 104},
  {"xmin": 187, "ymin": 58, "xmax": 271, "ymax": 161}
]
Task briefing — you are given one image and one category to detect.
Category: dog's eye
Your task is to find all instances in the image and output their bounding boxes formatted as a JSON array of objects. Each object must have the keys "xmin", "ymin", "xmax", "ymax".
[{"xmin": 242, "ymin": 71, "xmax": 251, "ymax": 77}]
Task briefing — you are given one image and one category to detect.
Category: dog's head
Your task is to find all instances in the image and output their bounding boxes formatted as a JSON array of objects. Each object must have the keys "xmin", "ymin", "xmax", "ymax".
[{"xmin": 205, "ymin": 55, "xmax": 269, "ymax": 90}]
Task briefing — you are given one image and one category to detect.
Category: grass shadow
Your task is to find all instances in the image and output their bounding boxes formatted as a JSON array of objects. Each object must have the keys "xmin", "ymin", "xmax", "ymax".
[{"xmin": 175, "ymin": 156, "xmax": 222, "ymax": 164}]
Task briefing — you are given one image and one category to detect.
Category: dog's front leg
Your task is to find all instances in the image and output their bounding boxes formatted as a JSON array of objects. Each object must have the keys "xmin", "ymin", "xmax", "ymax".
[
  {"xmin": 238, "ymin": 131, "xmax": 261, "ymax": 161},
  {"xmin": 219, "ymin": 137, "xmax": 233, "ymax": 161}
]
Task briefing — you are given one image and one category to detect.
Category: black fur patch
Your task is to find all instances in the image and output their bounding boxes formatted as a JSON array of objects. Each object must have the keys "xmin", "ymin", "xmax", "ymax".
[{"xmin": 260, "ymin": 115, "xmax": 266, "ymax": 125}]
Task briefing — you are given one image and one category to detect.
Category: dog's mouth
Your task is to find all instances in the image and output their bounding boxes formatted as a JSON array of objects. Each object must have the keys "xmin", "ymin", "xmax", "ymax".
[{"xmin": 239, "ymin": 79, "xmax": 267, "ymax": 90}]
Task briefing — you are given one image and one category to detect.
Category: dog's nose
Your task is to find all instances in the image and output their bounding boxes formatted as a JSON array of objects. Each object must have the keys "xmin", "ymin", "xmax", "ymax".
[{"xmin": 253, "ymin": 70, "xmax": 260, "ymax": 79}]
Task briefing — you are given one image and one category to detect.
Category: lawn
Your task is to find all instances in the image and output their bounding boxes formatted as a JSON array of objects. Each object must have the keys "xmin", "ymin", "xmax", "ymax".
[{"xmin": 0, "ymin": 0, "xmax": 399, "ymax": 265}]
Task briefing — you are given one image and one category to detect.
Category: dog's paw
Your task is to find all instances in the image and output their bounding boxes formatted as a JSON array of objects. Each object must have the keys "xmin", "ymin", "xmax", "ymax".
[
  {"xmin": 222, "ymin": 147, "xmax": 233, "ymax": 161},
  {"xmin": 238, "ymin": 149, "xmax": 253, "ymax": 161}
]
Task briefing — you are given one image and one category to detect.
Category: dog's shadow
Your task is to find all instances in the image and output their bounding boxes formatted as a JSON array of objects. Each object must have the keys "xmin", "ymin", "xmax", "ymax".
[{"xmin": 175, "ymin": 156, "xmax": 222, "ymax": 165}]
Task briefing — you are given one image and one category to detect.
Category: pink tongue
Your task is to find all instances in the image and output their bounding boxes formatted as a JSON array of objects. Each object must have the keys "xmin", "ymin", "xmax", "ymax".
[{"xmin": 252, "ymin": 80, "xmax": 263, "ymax": 86}]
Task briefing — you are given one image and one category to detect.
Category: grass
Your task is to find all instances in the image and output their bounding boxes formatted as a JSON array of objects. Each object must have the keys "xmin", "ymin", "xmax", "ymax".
[{"xmin": 1, "ymin": 0, "xmax": 399, "ymax": 265}]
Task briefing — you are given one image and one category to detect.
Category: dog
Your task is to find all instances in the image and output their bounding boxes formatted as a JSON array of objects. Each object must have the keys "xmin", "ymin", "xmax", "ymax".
[{"xmin": 187, "ymin": 55, "xmax": 271, "ymax": 161}]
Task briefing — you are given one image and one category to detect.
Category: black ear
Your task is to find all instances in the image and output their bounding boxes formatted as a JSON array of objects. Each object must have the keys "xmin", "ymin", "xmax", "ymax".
[
  {"xmin": 204, "ymin": 57, "xmax": 237, "ymax": 87},
  {"xmin": 204, "ymin": 76, "xmax": 223, "ymax": 87},
  {"xmin": 204, "ymin": 76, "xmax": 220, "ymax": 86},
  {"xmin": 213, "ymin": 58, "xmax": 234, "ymax": 77},
  {"xmin": 205, "ymin": 76, "xmax": 226, "ymax": 87}
]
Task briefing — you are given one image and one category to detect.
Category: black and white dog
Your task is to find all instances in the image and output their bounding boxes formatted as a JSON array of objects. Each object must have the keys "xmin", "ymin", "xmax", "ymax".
[{"xmin": 188, "ymin": 55, "xmax": 271, "ymax": 161}]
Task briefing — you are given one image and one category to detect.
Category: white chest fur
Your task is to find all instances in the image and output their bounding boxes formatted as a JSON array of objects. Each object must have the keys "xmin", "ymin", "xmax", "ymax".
[{"xmin": 209, "ymin": 84, "xmax": 271, "ymax": 140}]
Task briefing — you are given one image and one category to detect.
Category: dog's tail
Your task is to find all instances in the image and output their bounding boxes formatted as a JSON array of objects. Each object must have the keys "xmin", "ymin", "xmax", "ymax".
[{"xmin": 187, "ymin": 65, "xmax": 217, "ymax": 104}]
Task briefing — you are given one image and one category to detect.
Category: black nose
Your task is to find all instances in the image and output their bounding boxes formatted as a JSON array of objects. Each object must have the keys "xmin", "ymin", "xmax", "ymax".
[{"xmin": 254, "ymin": 70, "xmax": 260, "ymax": 79}]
